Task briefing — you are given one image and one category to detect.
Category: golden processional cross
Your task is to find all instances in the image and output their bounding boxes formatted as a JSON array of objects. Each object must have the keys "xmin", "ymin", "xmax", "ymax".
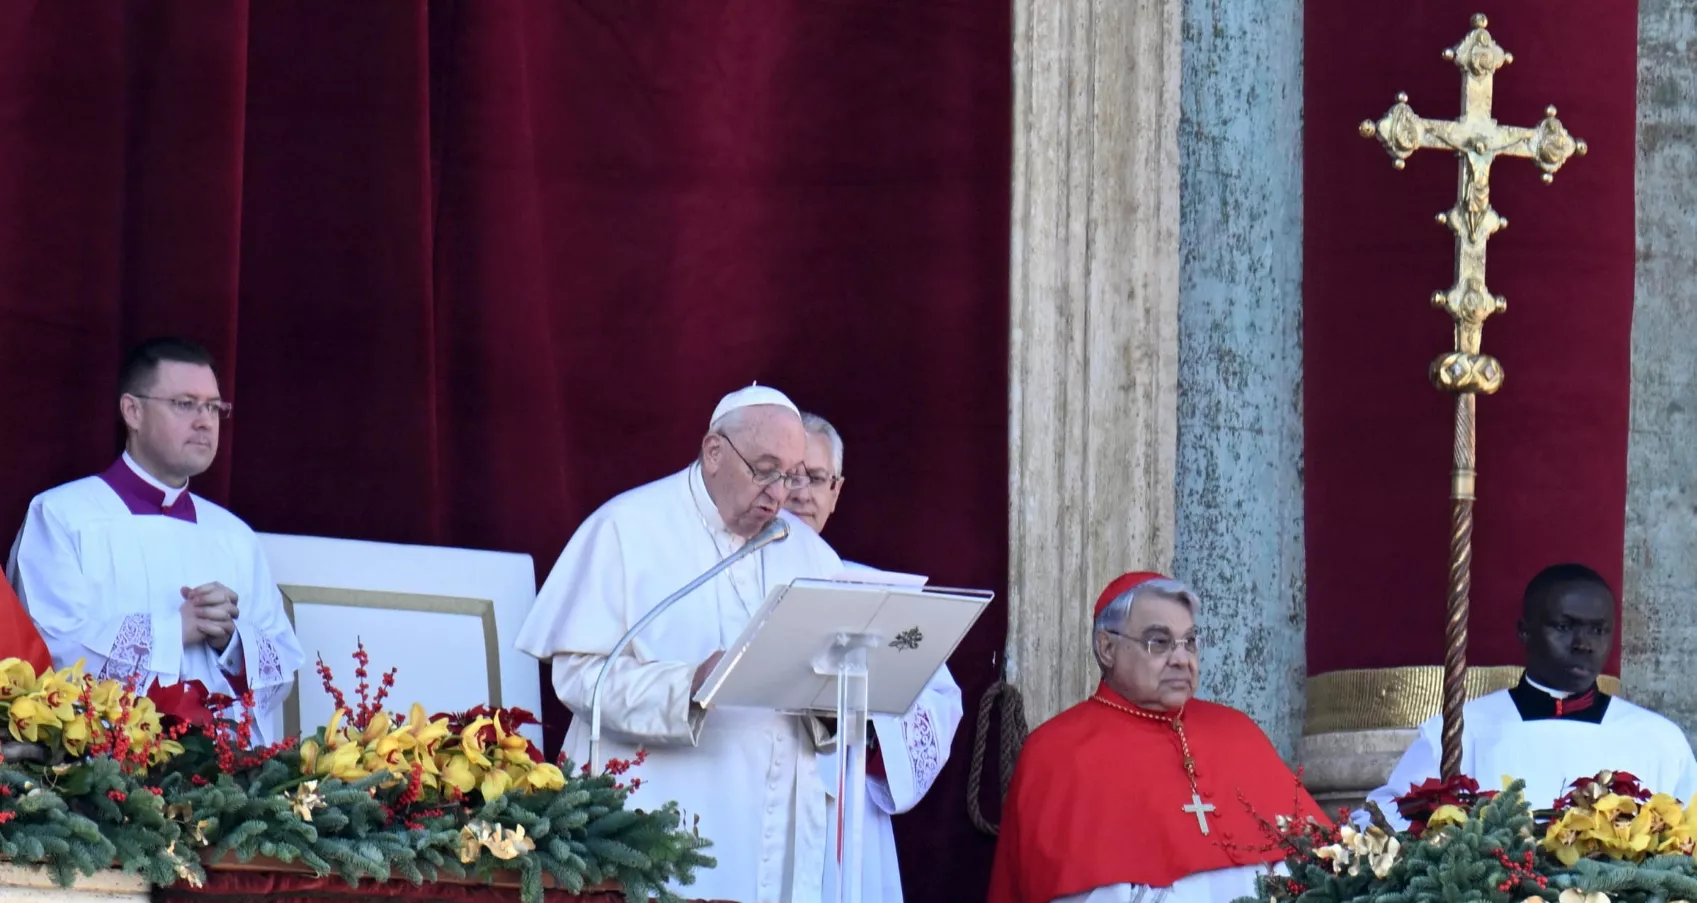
[{"xmin": 1359, "ymin": 13, "xmax": 1585, "ymax": 779}]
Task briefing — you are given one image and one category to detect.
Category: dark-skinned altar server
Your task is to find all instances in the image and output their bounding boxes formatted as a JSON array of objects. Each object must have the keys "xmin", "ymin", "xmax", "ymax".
[
  {"xmin": 1365, "ymin": 563, "xmax": 1697, "ymax": 827},
  {"xmin": 517, "ymin": 385, "xmax": 845, "ymax": 903},
  {"xmin": 7, "ymin": 338, "xmax": 303, "ymax": 742},
  {"xmin": 989, "ymin": 572, "xmax": 1325, "ymax": 903}
]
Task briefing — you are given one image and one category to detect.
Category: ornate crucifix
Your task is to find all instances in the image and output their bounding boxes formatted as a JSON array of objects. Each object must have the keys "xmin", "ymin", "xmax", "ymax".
[{"xmin": 1359, "ymin": 14, "xmax": 1586, "ymax": 779}]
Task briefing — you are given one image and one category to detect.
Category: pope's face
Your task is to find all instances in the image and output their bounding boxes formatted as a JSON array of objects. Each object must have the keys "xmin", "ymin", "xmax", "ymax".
[
  {"xmin": 119, "ymin": 361, "xmax": 222, "ymax": 486},
  {"xmin": 1095, "ymin": 594, "xmax": 1198, "ymax": 711},
  {"xmin": 700, "ymin": 407, "xmax": 806, "ymax": 539},
  {"xmin": 783, "ymin": 431, "xmax": 843, "ymax": 534},
  {"xmin": 1519, "ymin": 582, "xmax": 1612, "ymax": 694}
]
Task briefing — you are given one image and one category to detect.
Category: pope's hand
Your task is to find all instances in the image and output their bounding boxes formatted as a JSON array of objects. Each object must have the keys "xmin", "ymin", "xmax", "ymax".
[{"xmin": 692, "ymin": 651, "xmax": 725, "ymax": 695}]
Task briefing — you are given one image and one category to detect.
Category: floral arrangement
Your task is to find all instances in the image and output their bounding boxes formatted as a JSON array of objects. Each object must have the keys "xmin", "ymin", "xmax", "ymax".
[
  {"xmin": 1393, "ymin": 773, "xmax": 1498, "ymax": 836},
  {"xmin": 0, "ymin": 646, "xmax": 714, "ymax": 903},
  {"xmin": 1542, "ymin": 771, "xmax": 1695, "ymax": 866},
  {"xmin": 1241, "ymin": 772, "xmax": 1697, "ymax": 903},
  {"xmin": 2, "ymin": 658, "xmax": 185, "ymax": 769}
]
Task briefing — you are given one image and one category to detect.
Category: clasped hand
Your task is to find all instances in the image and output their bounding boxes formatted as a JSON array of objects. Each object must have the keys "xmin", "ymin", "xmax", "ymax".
[{"xmin": 179, "ymin": 582, "xmax": 239, "ymax": 652}]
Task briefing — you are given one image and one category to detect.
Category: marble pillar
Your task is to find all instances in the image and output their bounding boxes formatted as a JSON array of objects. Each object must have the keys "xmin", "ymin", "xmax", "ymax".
[
  {"xmin": 1623, "ymin": 0, "xmax": 1697, "ymax": 743},
  {"xmin": 1007, "ymin": 0, "xmax": 1183, "ymax": 727},
  {"xmin": 1173, "ymin": 0, "xmax": 1307, "ymax": 760}
]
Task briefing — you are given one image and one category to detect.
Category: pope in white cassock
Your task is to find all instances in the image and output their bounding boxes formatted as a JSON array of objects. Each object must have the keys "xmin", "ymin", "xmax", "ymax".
[
  {"xmin": 1365, "ymin": 563, "xmax": 1697, "ymax": 828},
  {"xmin": 516, "ymin": 385, "xmax": 847, "ymax": 903},
  {"xmin": 6, "ymin": 338, "xmax": 304, "ymax": 744},
  {"xmin": 785, "ymin": 411, "xmax": 963, "ymax": 903}
]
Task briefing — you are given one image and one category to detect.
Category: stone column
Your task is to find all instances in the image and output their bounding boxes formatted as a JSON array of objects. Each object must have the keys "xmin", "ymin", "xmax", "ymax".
[
  {"xmin": 1007, "ymin": 0, "xmax": 1183, "ymax": 727},
  {"xmin": 1623, "ymin": 0, "xmax": 1697, "ymax": 741},
  {"xmin": 1173, "ymin": 0, "xmax": 1307, "ymax": 760}
]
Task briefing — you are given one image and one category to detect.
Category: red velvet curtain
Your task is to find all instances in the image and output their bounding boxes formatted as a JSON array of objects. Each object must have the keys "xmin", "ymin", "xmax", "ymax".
[
  {"xmin": 0, "ymin": 2, "xmax": 1010, "ymax": 899},
  {"xmin": 1304, "ymin": 1, "xmax": 1637, "ymax": 674}
]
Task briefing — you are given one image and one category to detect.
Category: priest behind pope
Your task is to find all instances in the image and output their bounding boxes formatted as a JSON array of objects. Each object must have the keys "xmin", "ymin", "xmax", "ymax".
[
  {"xmin": 6, "ymin": 337, "xmax": 304, "ymax": 743},
  {"xmin": 1364, "ymin": 563, "xmax": 1697, "ymax": 828},
  {"xmin": 516, "ymin": 385, "xmax": 846, "ymax": 903},
  {"xmin": 786, "ymin": 410, "xmax": 964, "ymax": 903},
  {"xmin": 989, "ymin": 571, "xmax": 1325, "ymax": 903}
]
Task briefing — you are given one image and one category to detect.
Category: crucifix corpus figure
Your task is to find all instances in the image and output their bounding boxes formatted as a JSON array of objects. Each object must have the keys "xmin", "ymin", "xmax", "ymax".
[
  {"xmin": 1359, "ymin": 13, "xmax": 1586, "ymax": 780},
  {"xmin": 989, "ymin": 573, "xmax": 1326, "ymax": 903}
]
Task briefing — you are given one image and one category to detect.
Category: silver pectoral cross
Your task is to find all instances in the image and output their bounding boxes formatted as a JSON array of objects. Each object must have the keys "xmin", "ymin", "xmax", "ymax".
[{"xmin": 1183, "ymin": 792, "xmax": 1215, "ymax": 835}]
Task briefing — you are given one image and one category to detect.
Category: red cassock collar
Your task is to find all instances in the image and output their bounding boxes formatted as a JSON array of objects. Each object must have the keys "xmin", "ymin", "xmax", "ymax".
[{"xmin": 987, "ymin": 683, "xmax": 1327, "ymax": 901}]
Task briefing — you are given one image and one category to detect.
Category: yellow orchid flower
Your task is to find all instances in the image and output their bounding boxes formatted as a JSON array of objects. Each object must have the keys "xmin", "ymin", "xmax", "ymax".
[
  {"xmin": 1592, "ymin": 793, "xmax": 1639, "ymax": 822},
  {"xmin": 459, "ymin": 717, "xmax": 496, "ymax": 768},
  {"xmin": 300, "ymin": 738, "xmax": 323, "ymax": 774},
  {"xmin": 402, "ymin": 704, "xmax": 451, "ymax": 750},
  {"xmin": 325, "ymin": 708, "xmax": 353, "ymax": 741},
  {"xmin": 441, "ymin": 753, "xmax": 479, "ymax": 794},
  {"xmin": 60, "ymin": 714, "xmax": 91, "ymax": 756},
  {"xmin": 0, "ymin": 658, "xmax": 39, "ymax": 700},
  {"xmin": 87, "ymin": 680, "xmax": 125, "ymax": 721},
  {"xmin": 1635, "ymin": 794, "xmax": 1684, "ymax": 835},
  {"xmin": 31, "ymin": 674, "xmax": 79, "ymax": 723},
  {"xmin": 1544, "ymin": 810, "xmax": 1602, "ymax": 866},
  {"xmin": 1428, "ymin": 804, "xmax": 1469, "ymax": 831},
  {"xmin": 516, "ymin": 762, "xmax": 566, "ymax": 792},
  {"xmin": 299, "ymin": 731, "xmax": 367, "ymax": 780},
  {"xmin": 479, "ymin": 765, "xmax": 514, "ymax": 801},
  {"xmin": 359, "ymin": 711, "xmax": 393, "ymax": 746},
  {"xmin": 7, "ymin": 695, "xmax": 64, "ymax": 742},
  {"xmin": 366, "ymin": 731, "xmax": 411, "ymax": 770},
  {"xmin": 154, "ymin": 738, "xmax": 186, "ymax": 763},
  {"xmin": 323, "ymin": 741, "xmax": 368, "ymax": 781}
]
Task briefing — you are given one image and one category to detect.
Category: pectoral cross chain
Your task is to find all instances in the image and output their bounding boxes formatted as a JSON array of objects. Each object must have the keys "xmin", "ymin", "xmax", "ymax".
[
  {"xmin": 1091, "ymin": 694, "xmax": 1216, "ymax": 835},
  {"xmin": 1183, "ymin": 792, "xmax": 1216, "ymax": 835}
]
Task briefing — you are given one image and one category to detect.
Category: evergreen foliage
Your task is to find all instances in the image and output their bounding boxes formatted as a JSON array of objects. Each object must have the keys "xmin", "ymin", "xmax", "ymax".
[
  {"xmin": 0, "ymin": 755, "xmax": 200, "ymax": 888},
  {"xmin": 1, "ymin": 750, "xmax": 714, "ymax": 903},
  {"xmin": 1239, "ymin": 780, "xmax": 1697, "ymax": 903},
  {"xmin": 1, "ymin": 655, "xmax": 711, "ymax": 902}
]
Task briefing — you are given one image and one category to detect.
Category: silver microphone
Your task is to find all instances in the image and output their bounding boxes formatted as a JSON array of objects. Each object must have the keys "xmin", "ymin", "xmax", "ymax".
[{"xmin": 587, "ymin": 516, "xmax": 791, "ymax": 774}]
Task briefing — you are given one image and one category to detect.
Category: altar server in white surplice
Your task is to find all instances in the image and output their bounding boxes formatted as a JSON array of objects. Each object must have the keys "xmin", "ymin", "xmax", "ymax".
[
  {"xmin": 517, "ymin": 385, "xmax": 845, "ymax": 903},
  {"xmin": 1365, "ymin": 563, "xmax": 1697, "ymax": 829},
  {"xmin": 786, "ymin": 411, "xmax": 963, "ymax": 903},
  {"xmin": 6, "ymin": 338, "xmax": 304, "ymax": 744}
]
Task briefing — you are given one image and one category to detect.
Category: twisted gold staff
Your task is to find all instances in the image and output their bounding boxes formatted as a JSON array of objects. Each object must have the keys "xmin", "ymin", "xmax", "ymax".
[{"xmin": 1359, "ymin": 13, "xmax": 1585, "ymax": 778}]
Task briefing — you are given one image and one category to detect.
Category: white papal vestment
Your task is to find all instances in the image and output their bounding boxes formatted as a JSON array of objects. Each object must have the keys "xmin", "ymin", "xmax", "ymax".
[
  {"xmin": 1366, "ymin": 682, "xmax": 1697, "ymax": 830},
  {"xmin": 7, "ymin": 454, "xmax": 303, "ymax": 744},
  {"xmin": 516, "ymin": 465, "xmax": 844, "ymax": 903}
]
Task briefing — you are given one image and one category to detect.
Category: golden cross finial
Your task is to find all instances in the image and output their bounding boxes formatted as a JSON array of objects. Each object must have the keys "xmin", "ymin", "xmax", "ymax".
[
  {"xmin": 1357, "ymin": 14, "xmax": 1586, "ymax": 782},
  {"xmin": 1360, "ymin": 12, "xmax": 1586, "ymax": 395}
]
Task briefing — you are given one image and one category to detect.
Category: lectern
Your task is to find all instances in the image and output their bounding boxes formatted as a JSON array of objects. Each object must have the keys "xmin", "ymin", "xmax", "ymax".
[{"xmin": 694, "ymin": 575, "xmax": 992, "ymax": 903}]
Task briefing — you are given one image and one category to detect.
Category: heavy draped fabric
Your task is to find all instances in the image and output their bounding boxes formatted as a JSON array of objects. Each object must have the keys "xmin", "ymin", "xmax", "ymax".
[
  {"xmin": 0, "ymin": 3, "xmax": 1010, "ymax": 900},
  {"xmin": 1303, "ymin": 1, "xmax": 1637, "ymax": 675}
]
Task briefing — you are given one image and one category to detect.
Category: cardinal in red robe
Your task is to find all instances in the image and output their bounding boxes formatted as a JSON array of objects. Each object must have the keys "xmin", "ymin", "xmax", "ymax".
[
  {"xmin": 988, "ymin": 572, "xmax": 1327, "ymax": 903},
  {"xmin": 0, "ymin": 577, "xmax": 51, "ymax": 674}
]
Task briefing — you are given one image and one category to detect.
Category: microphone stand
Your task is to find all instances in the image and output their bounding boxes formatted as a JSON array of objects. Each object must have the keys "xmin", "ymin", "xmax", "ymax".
[{"xmin": 587, "ymin": 516, "xmax": 790, "ymax": 775}]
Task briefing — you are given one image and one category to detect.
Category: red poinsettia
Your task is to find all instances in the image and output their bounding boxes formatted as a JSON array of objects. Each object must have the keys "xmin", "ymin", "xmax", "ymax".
[
  {"xmin": 1393, "ymin": 774, "xmax": 1498, "ymax": 836},
  {"xmin": 434, "ymin": 705, "xmax": 546, "ymax": 763},
  {"xmin": 1552, "ymin": 769, "xmax": 1652, "ymax": 812},
  {"xmin": 146, "ymin": 679, "xmax": 222, "ymax": 731}
]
